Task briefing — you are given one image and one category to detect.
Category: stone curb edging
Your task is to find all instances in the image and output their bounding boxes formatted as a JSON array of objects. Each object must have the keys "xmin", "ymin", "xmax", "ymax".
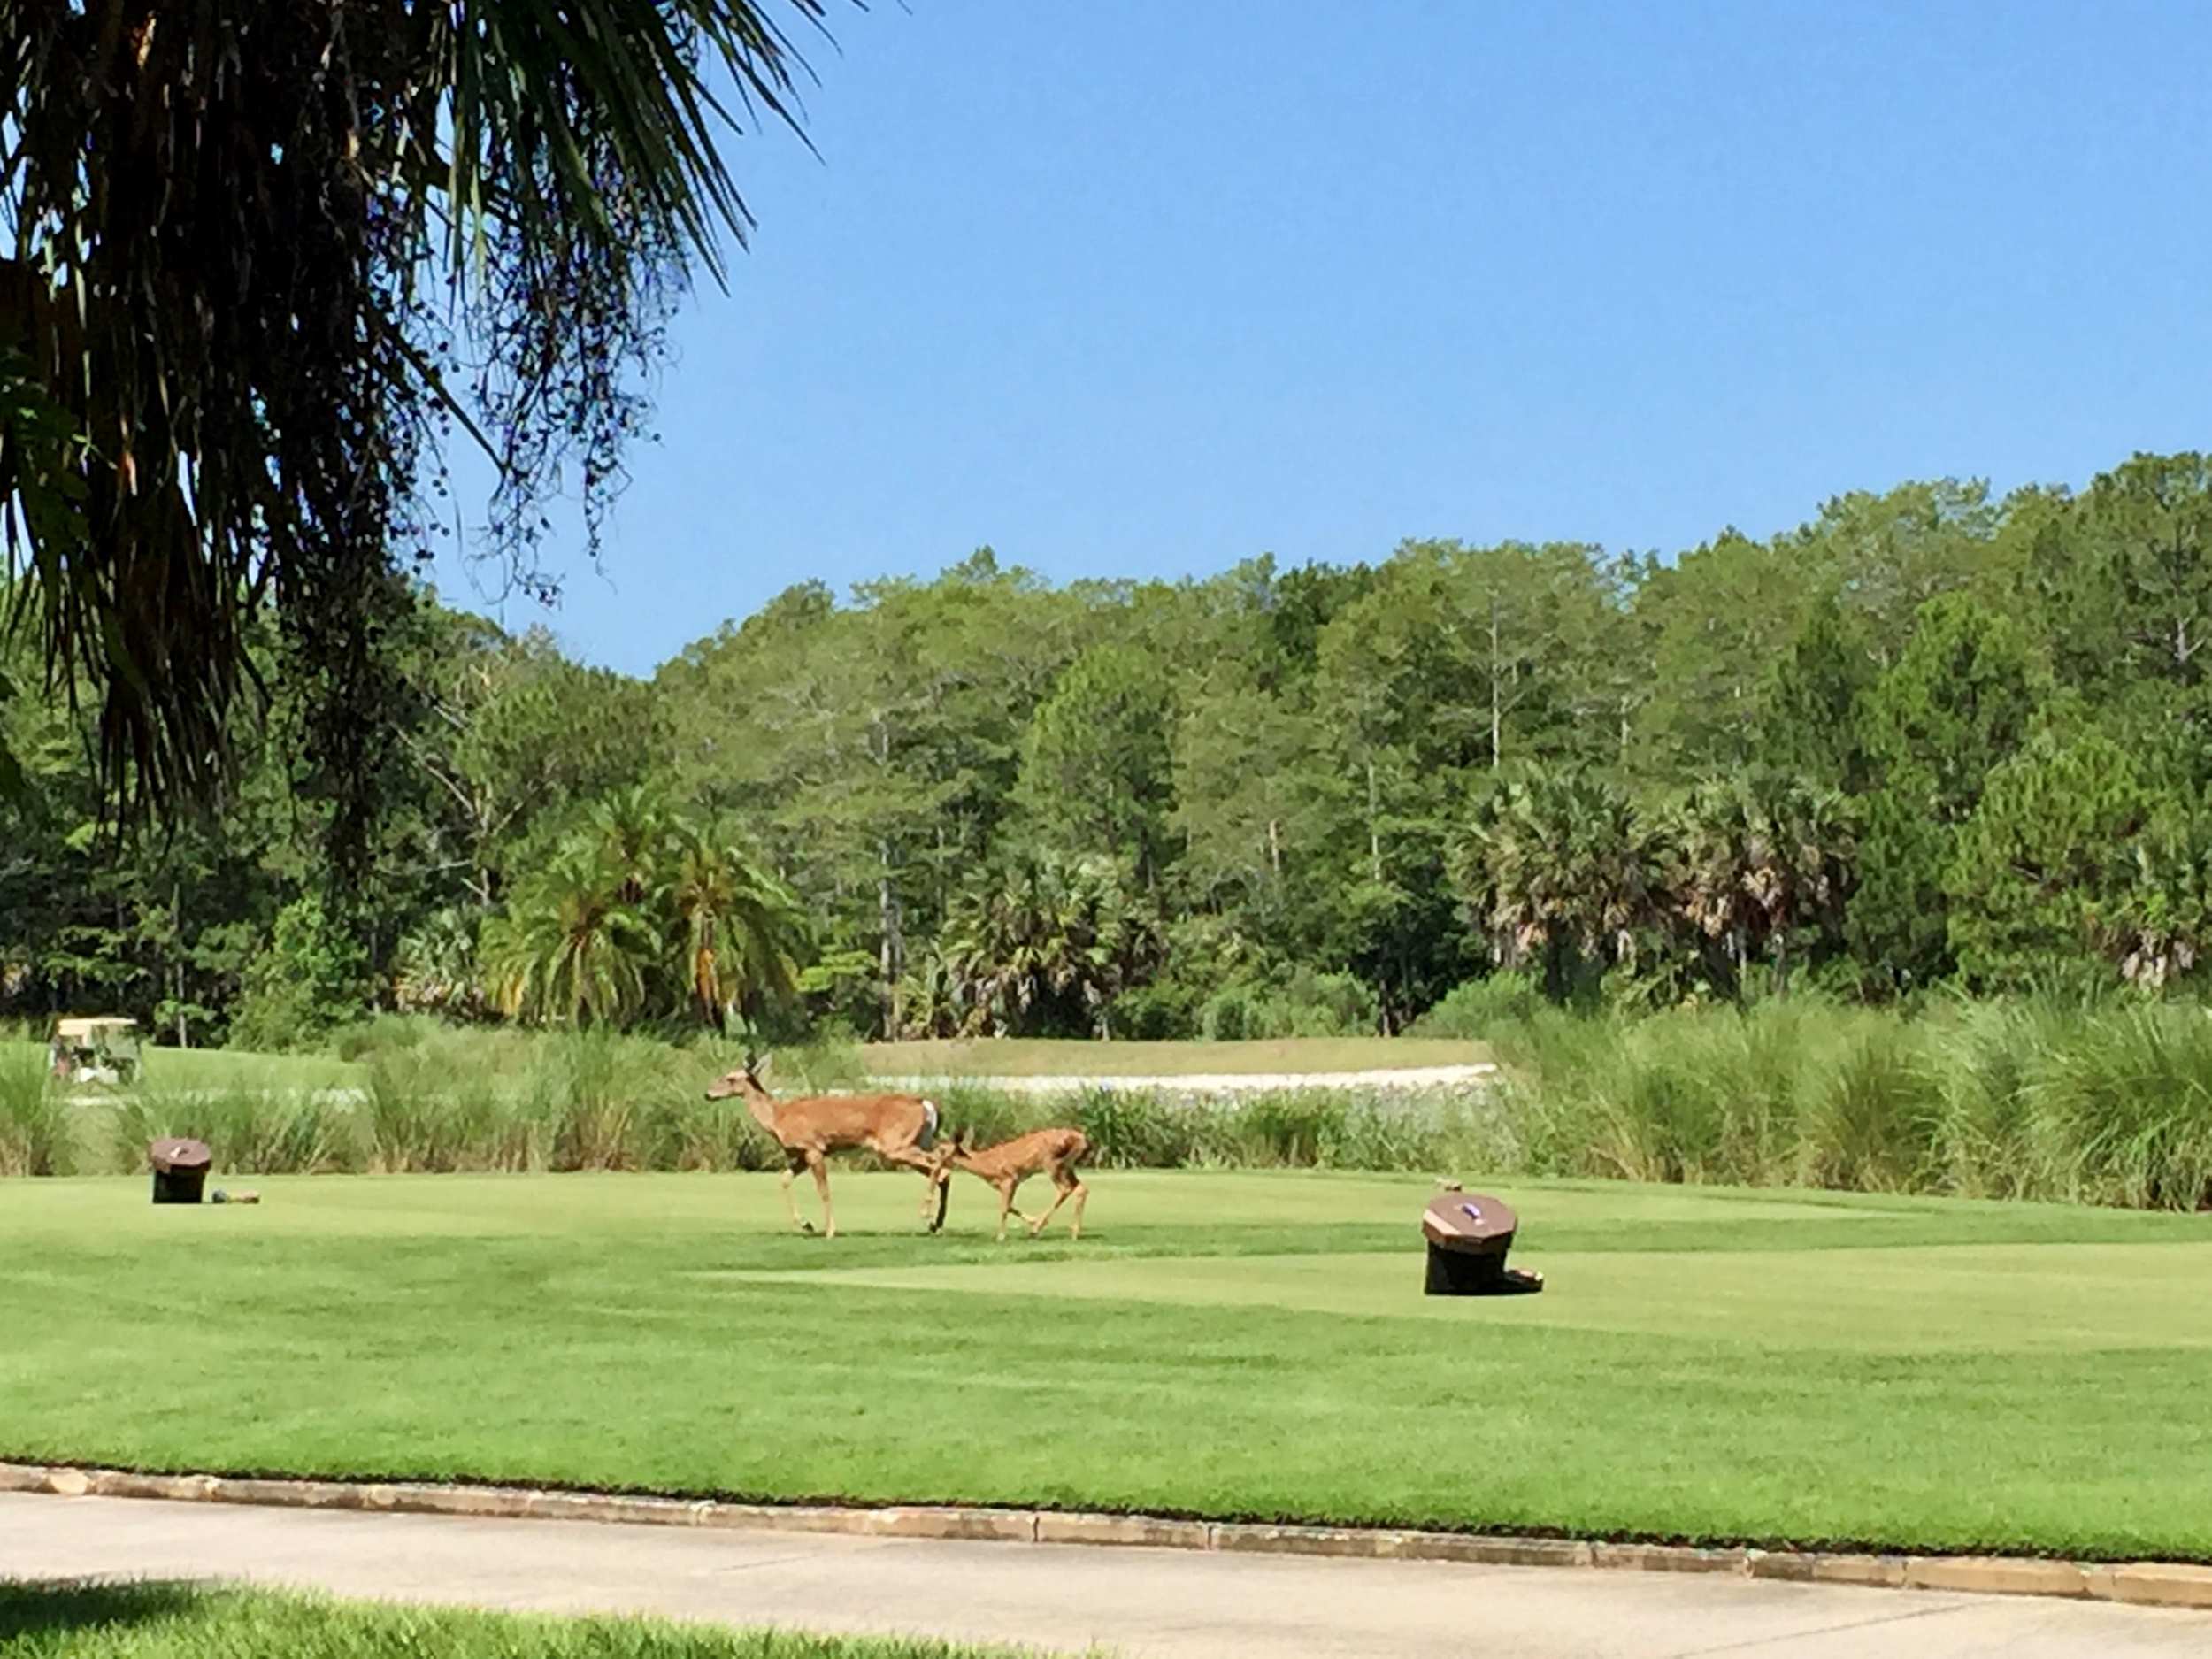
[{"xmin": 4, "ymin": 1462, "xmax": 2208, "ymax": 1614}]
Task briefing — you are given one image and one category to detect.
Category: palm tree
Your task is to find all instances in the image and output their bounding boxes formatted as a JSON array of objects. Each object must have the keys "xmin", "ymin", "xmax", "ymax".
[
  {"xmin": 586, "ymin": 787, "xmax": 676, "ymax": 907},
  {"xmin": 2106, "ymin": 811, "xmax": 2212, "ymax": 989},
  {"xmin": 942, "ymin": 851, "xmax": 1160, "ymax": 1038},
  {"xmin": 1461, "ymin": 765, "xmax": 1666, "ymax": 1001},
  {"xmin": 894, "ymin": 948, "xmax": 963, "ymax": 1041},
  {"xmin": 393, "ymin": 907, "xmax": 488, "ymax": 1019},
  {"xmin": 668, "ymin": 826, "xmax": 803, "ymax": 1030},
  {"xmin": 482, "ymin": 842, "xmax": 658, "ymax": 1026},
  {"xmin": 3, "ymin": 3, "xmax": 844, "ymax": 860},
  {"xmin": 1665, "ymin": 771, "xmax": 1855, "ymax": 996},
  {"xmin": 1668, "ymin": 779, "xmax": 1763, "ymax": 989}
]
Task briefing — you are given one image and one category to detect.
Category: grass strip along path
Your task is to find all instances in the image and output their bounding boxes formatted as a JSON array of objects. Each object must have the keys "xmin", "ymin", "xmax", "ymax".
[
  {"xmin": 3, "ymin": 1172, "xmax": 2208, "ymax": 1563},
  {"xmin": 0, "ymin": 1581, "xmax": 1038, "ymax": 1659}
]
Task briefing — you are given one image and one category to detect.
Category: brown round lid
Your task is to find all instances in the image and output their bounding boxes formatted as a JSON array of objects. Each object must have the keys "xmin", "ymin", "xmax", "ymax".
[
  {"xmin": 1422, "ymin": 1190, "xmax": 1517, "ymax": 1251},
  {"xmin": 149, "ymin": 1137, "xmax": 211, "ymax": 1173}
]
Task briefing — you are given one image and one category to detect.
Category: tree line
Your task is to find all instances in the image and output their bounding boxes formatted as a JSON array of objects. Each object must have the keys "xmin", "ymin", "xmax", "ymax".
[{"xmin": 4, "ymin": 449, "xmax": 2209, "ymax": 1047}]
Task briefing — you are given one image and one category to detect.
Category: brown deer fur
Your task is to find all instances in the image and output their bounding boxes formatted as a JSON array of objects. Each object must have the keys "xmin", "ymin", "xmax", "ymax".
[
  {"xmin": 705, "ymin": 1058, "xmax": 948, "ymax": 1239},
  {"xmin": 941, "ymin": 1127, "xmax": 1090, "ymax": 1241}
]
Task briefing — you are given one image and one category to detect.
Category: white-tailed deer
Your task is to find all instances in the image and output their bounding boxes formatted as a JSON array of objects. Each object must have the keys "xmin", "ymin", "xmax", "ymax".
[
  {"xmin": 940, "ymin": 1126, "xmax": 1090, "ymax": 1241},
  {"xmin": 705, "ymin": 1056, "xmax": 949, "ymax": 1239}
]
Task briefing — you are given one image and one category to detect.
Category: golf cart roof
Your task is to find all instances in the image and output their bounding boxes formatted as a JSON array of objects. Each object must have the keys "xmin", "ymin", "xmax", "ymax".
[{"xmin": 54, "ymin": 1017, "xmax": 138, "ymax": 1039}]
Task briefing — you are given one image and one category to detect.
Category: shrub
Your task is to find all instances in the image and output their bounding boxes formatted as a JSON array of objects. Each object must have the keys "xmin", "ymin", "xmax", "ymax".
[
  {"xmin": 228, "ymin": 895, "xmax": 371, "ymax": 1052},
  {"xmin": 1198, "ymin": 969, "xmax": 1378, "ymax": 1041},
  {"xmin": 1409, "ymin": 972, "xmax": 1543, "ymax": 1039}
]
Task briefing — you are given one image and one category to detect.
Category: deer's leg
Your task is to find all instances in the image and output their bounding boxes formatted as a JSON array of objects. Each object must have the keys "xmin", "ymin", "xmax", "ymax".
[
  {"xmin": 879, "ymin": 1145, "xmax": 951, "ymax": 1233},
  {"xmin": 779, "ymin": 1156, "xmax": 812, "ymax": 1234},
  {"xmin": 995, "ymin": 1178, "xmax": 1032, "ymax": 1242},
  {"xmin": 1025, "ymin": 1166, "xmax": 1072, "ymax": 1235},
  {"xmin": 807, "ymin": 1150, "xmax": 835, "ymax": 1240},
  {"xmin": 1029, "ymin": 1164, "xmax": 1087, "ymax": 1239}
]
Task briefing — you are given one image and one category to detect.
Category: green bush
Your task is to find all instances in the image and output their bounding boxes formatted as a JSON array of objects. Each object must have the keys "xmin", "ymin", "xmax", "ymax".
[
  {"xmin": 1198, "ymin": 968, "xmax": 1379, "ymax": 1041},
  {"xmin": 228, "ymin": 895, "xmax": 371, "ymax": 1052},
  {"xmin": 1105, "ymin": 978, "xmax": 1205, "ymax": 1040},
  {"xmin": 1409, "ymin": 972, "xmax": 1543, "ymax": 1039}
]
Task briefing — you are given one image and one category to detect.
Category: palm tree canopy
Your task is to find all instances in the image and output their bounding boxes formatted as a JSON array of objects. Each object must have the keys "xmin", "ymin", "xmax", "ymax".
[
  {"xmin": 670, "ymin": 824, "xmax": 804, "ymax": 1021},
  {"xmin": 1, "ymin": 1, "xmax": 839, "ymax": 864},
  {"xmin": 484, "ymin": 841, "xmax": 658, "ymax": 1025}
]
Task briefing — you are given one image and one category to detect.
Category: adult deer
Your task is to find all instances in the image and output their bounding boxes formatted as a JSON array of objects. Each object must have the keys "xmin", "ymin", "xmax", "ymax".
[
  {"xmin": 941, "ymin": 1126, "xmax": 1091, "ymax": 1242},
  {"xmin": 705, "ymin": 1056, "xmax": 949, "ymax": 1239}
]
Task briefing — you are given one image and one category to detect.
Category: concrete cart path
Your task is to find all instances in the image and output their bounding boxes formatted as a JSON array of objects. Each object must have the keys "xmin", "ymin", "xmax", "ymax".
[{"xmin": 3, "ymin": 1494, "xmax": 2202, "ymax": 1658}]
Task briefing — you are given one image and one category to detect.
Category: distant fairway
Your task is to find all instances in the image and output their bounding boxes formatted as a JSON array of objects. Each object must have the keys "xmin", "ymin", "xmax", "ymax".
[
  {"xmin": 3, "ymin": 1170, "xmax": 2208, "ymax": 1561},
  {"xmin": 1, "ymin": 1039, "xmax": 363, "ymax": 1095},
  {"xmin": 856, "ymin": 1035, "xmax": 1489, "ymax": 1078}
]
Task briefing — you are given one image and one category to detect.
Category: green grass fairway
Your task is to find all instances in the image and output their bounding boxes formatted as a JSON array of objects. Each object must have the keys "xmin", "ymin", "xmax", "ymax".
[
  {"xmin": 857, "ymin": 1036, "xmax": 1488, "ymax": 1076},
  {"xmin": 0, "ymin": 1582, "xmax": 1036, "ymax": 1659},
  {"xmin": 3, "ymin": 1171, "xmax": 2208, "ymax": 1561}
]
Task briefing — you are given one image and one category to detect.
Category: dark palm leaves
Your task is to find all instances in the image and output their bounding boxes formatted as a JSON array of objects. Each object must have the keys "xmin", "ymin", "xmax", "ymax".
[
  {"xmin": 941, "ymin": 852, "xmax": 1162, "ymax": 1038},
  {"xmin": 0, "ymin": 1, "xmax": 837, "ymax": 861},
  {"xmin": 1666, "ymin": 771, "xmax": 1855, "ymax": 985},
  {"xmin": 1463, "ymin": 767, "xmax": 1665, "ymax": 973}
]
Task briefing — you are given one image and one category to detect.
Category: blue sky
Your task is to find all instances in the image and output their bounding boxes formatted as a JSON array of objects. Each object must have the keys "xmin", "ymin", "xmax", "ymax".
[{"xmin": 428, "ymin": 0, "xmax": 2212, "ymax": 674}]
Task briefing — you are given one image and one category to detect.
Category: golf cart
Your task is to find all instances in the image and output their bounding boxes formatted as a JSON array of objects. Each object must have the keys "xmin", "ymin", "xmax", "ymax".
[{"xmin": 49, "ymin": 1016, "xmax": 142, "ymax": 1087}]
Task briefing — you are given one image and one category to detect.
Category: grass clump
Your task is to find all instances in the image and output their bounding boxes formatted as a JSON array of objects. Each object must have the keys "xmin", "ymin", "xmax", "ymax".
[
  {"xmin": 1484, "ymin": 995, "xmax": 2212, "ymax": 1210},
  {"xmin": 106, "ymin": 1089, "xmax": 358, "ymax": 1176},
  {"xmin": 0, "ymin": 1581, "xmax": 1048, "ymax": 1659},
  {"xmin": 0, "ymin": 1043, "xmax": 70, "ymax": 1175}
]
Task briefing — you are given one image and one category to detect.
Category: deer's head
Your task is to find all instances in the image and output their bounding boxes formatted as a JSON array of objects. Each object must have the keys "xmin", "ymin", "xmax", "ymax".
[{"xmin": 704, "ymin": 1052, "xmax": 772, "ymax": 1102}]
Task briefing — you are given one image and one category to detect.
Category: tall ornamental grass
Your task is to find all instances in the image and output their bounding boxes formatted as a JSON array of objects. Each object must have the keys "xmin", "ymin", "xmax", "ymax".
[{"xmin": 11, "ymin": 1003, "xmax": 2212, "ymax": 1209}]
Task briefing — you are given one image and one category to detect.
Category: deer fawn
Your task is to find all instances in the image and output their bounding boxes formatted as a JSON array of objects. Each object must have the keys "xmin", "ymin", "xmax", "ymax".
[
  {"xmin": 939, "ymin": 1126, "xmax": 1090, "ymax": 1242},
  {"xmin": 705, "ymin": 1056, "xmax": 949, "ymax": 1239}
]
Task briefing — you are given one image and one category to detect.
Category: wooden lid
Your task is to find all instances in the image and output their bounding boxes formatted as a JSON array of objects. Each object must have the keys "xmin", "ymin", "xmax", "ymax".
[
  {"xmin": 149, "ymin": 1137, "xmax": 211, "ymax": 1173},
  {"xmin": 1422, "ymin": 1190, "xmax": 1517, "ymax": 1254}
]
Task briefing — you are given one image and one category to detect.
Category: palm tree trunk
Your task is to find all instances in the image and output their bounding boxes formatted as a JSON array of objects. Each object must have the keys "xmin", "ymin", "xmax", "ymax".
[
  {"xmin": 879, "ymin": 840, "xmax": 902, "ymax": 1040},
  {"xmin": 1489, "ymin": 594, "xmax": 1503, "ymax": 770},
  {"xmin": 173, "ymin": 877, "xmax": 188, "ymax": 1048},
  {"xmin": 1366, "ymin": 760, "xmax": 1382, "ymax": 883}
]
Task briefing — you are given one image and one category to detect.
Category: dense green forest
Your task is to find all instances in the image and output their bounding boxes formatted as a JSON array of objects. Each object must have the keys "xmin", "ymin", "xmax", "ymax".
[{"xmin": 4, "ymin": 448, "xmax": 2209, "ymax": 1049}]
